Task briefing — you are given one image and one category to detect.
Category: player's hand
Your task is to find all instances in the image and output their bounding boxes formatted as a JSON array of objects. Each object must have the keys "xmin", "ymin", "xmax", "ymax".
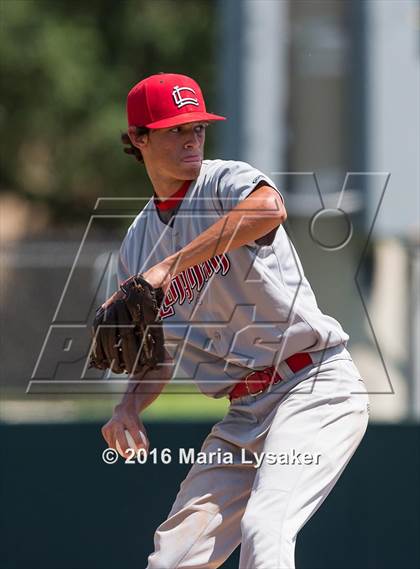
[
  {"xmin": 101, "ymin": 406, "xmax": 149, "ymax": 458},
  {"xmin": 101, "ymin": 264, "xmax": 172, "ymax": 310},
  {"xmin": 142, "ymin": 260, "xmax": 173, "ymax": 293}
]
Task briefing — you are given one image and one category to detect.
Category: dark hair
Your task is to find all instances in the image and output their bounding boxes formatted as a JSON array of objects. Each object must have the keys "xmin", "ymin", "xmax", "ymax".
[{"xmin": 121, "ymin": 126, "xmax": 150, "ymax": 163}]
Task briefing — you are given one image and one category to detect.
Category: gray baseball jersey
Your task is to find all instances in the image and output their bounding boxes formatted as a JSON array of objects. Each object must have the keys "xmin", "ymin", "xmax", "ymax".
[{"xmin": 117, "ymin": 159, "xmax": 349, "ymax": 396}]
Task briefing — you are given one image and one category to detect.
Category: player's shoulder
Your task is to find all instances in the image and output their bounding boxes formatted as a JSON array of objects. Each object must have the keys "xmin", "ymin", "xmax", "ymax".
[
  {"xmin": 197, "ymin": 159, "xmax": 263, "ymax": 194},
  {"xmin": 200, "ymin": 158, "xmax": 256, "ymax": 180},
  {"xmin": 199, "ymin": 159, "xmax": 273, "ymax": 196}
]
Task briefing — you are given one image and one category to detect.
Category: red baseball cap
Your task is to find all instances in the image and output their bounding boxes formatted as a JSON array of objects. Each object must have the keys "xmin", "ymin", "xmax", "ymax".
[{"xmin": 126, "ymin": 73, "xmax": 226, "ymax": 129}]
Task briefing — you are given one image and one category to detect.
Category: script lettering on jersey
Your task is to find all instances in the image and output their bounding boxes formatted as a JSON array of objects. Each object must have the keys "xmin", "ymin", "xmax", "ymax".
[{"xmin": 159, "ymin": 253, "xmax": 231, "ymax": 319}]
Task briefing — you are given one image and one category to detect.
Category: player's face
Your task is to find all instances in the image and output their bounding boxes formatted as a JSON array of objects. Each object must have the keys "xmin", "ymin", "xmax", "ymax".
[{"xmin": 144, "ymin": 122, "xmax": 207, "ymax": 180}]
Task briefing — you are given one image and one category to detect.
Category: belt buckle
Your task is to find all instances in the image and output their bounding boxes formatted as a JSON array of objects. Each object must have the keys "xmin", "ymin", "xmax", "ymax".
[{"xmin": 244, "ymin": 370, "xmax": 265, "ymax": 396}]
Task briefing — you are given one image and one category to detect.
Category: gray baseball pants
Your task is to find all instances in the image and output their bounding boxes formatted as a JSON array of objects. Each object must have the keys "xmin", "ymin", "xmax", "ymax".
[{"xmin": 146, "ymin": 350, "xmax": 369, "ymax": 569}]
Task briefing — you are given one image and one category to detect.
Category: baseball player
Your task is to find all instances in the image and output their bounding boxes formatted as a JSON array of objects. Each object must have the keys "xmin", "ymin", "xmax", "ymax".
[{"xmin": 101, "ymin": 73, "xmax": 369, "ymax": 569}]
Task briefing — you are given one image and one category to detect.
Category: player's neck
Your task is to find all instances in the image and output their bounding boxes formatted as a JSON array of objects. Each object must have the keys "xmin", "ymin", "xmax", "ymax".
[{"xmin": 147, "ymin": 172, "xmax": 188, "ymax": 202}]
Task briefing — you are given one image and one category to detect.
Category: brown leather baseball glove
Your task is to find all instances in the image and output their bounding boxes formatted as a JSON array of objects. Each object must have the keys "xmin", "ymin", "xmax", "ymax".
[{"xmin": 89, "ymin": 274, "xmax": 165, "ymax": 375}]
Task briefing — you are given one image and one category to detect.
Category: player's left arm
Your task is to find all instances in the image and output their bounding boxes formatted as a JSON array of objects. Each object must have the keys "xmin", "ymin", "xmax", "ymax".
[{"xmin": 142, "ymin": 184, "xmax": 286, "ymax": 289}]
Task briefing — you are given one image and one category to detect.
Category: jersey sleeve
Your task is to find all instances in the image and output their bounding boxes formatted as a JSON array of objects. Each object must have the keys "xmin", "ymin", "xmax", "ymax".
[
  {"xmin": 116, "ymin": 227, "xmax": 134, "ymax": 285},
  {"xmin": 117, "ymin": 249, "xmax": 130, "ymax": 284},
  {"xmin": 213, "ymin": 160, "xmax": 284, "ymax": 212},
  {"xmin": 116, "ymin": 204, "xmax": 153, "ymax": 284},
  {"xmin": 212, "ymin": 160, "xmax": 285, "ymax": 247}
]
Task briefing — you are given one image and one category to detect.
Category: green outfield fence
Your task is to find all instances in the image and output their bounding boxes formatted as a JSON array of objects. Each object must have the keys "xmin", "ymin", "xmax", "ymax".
[{"xmin": 1, "ymin": 422, "xmax": 419, "ymax": 569}]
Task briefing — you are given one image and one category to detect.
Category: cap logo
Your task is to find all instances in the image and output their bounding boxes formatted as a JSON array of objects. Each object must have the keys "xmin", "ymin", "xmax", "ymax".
[{"xmin": 172, "ymin": 85, "xmax": 199, "ymax": 108}]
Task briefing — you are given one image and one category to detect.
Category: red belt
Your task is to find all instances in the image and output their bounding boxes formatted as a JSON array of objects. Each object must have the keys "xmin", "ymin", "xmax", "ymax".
[{"xmin": 228, "ymin": 352, "xmax": 313, "ymax": 401}]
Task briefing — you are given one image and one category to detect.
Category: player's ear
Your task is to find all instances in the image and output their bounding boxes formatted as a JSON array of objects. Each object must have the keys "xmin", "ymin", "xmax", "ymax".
[{"xmin": 127, "ymin": 125, "xmax": 149, "ymax": 150}]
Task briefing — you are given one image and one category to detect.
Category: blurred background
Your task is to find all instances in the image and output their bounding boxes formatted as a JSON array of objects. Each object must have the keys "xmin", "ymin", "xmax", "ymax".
[{"xmin": 1, "ymin": 1, "xmax": 419, "ymax": 568}]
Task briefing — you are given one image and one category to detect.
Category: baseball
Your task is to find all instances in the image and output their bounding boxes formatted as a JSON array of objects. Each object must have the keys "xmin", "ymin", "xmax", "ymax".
[{"xmin": 116, "ymin": 429, "xmax": 147, "ymax": 457}]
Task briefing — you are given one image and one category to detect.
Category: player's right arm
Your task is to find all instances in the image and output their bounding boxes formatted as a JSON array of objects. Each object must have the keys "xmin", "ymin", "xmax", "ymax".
[{"xmin": 101, "ymin": 350, "xmax": 174, "ymax": 455}]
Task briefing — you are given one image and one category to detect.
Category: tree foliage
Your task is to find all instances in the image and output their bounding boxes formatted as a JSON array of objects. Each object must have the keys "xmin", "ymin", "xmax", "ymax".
[{"xmin": 0, "ymin": 0, "xmax": 216, "ymax": 221}]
